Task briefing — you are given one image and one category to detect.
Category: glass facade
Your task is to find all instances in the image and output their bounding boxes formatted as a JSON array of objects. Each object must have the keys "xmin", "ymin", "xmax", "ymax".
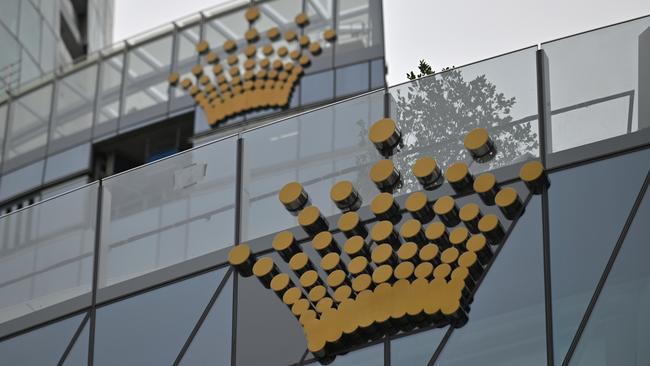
[{"xmin": 0, "ymin": 7, "xmax": 648, "ymax": 366}]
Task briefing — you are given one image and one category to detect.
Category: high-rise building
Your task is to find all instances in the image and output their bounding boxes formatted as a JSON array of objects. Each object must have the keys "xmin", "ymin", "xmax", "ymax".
[
  {"xmin": 0, "ymin": 0, "xmax": 115, "ymax": 94},
  {"xmin": 0, "ymin": 1, "xmax": 648, "ymax": 365}
]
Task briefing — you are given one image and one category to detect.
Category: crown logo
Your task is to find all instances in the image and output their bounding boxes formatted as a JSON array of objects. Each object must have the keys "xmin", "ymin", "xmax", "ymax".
[
  {"xmin": 228, "ymin": 119, "xmax": 550, "ymax": 363},
  {"xmin": 168, "ymin": 6, "xmax": 336, "ymax": 127}
]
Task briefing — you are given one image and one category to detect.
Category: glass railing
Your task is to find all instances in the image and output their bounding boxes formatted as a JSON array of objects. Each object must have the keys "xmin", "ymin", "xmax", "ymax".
[
  {"xmin": 0, "ymin": 0, "xmax": 385, "ymax": 203},
  {"xmin": 1, "ymin": 14, "xmax": 649, "ymax": 338}
]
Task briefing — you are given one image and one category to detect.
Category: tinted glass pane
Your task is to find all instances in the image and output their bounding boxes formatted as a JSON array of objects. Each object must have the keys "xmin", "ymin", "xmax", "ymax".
[
  {"xmin": 20, "ymin": 50, "xmax": 41, "ymax": 85},
  {"xmin": 0, "ymin": 183, "xmax": 97, "ymax": 323},
  {"xmin": 180, "ymin": 275, "xmax": 232, "ymax": 366},
  {"xmin": 304, "ymin": 0, "xmax": 335, "ymax": 73},
  {"xmin": 51, "ymin": 65, "xmax": 97, "ymax": 152},
  {"xmin": 241, "ymin": 91, "xmax": 383, "ymax": 241},
  {"xmin": 19, "ymin": 1, "xmax": 40, "ymax": 61},
  {"xmin": 0, "ymin": 0, "xmax": 20, "ymax": 32},
  {"xmin": 170, "ymin": 25, "xmax": 199, "ymax": 111},
  {"xmin": 40, "ymin": 24, "xmax": 56, "ymax": 74},
  {"xmin": 329, "ymin": 342, "xmax": 384, "ymax": 365},
  {"xmin": 0, "ymin": 30, "xmax": 20, "ymax": 75},
  {"xmin": 391, "ymin": 328, "xmax": 447, "ymax": 365},
  {"xmin": 336, "ymin": 62, "xmax": 369, "ymax": 97},
  {"xmin": 543, "ymin": 16, "xmax": 650, "ymax": 152},
  {"xmin": 0, "ymin": 104, "xmax": 8, "ymax": 163},
  {"xmin": 370, "ymin": 58, "xmax": 385, "ymax": 89},
  {"xmin": 43, "ymin": 143, "xmax": 90, "ymax": 184},
  {"xmin": 99, "ymin": 137, "xmax": 236, "ymax": 289},
  {"xmin": 550, "ymin": 149, "xmax": 650, "ymax": 364},
  {"xmin": 335, "ymin": 0, "xmax": 383, "ymax": 66},
  {"xmin": 0, "ymin": 313, "xmax": 84, "ymax": 365},
  {"xmin": 300, "ymin": 69, "xmax": 334, "ymax": 105},
  {"xmin": 62, "ymin": 318, "xmax": 89, "ymax": 366},
  {"xmin": 436, "ymin": 196, "xmax": 546, "ymax": 366},
  {"xmin": 0, "ymin": 160, "xmax": 44, "ymax": 201},
  {"xmin": 388, "ymin": 47, "xmax": 539, "ymax": 186},
  {"xmin": 5, "ymin": 84, "xmax": 52, "ymax": 167},
  {"xmin": 94, "ymin": 268, "xmax": 226, "ymax": 366},
  {"xmin": 95, "ymin": 53, "xmax": 124, "ymax": 136},
  {"xmin": 569, "ymin": 179, "xmax": 650, "ymax": 366}
]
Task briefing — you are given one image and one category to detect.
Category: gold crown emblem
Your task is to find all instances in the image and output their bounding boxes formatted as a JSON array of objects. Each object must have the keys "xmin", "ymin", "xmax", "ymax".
[
  {"xmin": 168, "ymin": 6, "xmax": 336, "ymax": 127},
  {"xmin": 228, "ymin": 119, "xmax": 550, "ymax": 363}
]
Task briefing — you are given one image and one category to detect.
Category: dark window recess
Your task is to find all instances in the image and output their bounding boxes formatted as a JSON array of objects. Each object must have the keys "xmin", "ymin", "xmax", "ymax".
[{"xmin": 92, "ymin": 113, "xmax": 193, "ymax": 179}]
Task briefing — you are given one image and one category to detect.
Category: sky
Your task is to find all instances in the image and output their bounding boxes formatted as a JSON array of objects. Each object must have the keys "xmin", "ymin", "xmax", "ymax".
[{"xmin": 114, "ymin": 0, "xmax": 650, "ymax": 85}]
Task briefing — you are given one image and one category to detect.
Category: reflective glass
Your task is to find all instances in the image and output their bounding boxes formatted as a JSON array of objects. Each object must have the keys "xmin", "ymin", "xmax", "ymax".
[
  {"xmin": 436, "ymin": 196, "xmax": 546, "ymax": 366},
  {"xmin": 40, "ymin": 24, "xmax": 56, "ymax": 73},
  {"xmin": 370, "ymin": 58, "xmax": 385, "ymax": 89},
  {"xmin": 335, "ymin": 0, "xmax": 383, "ymax": 66},
  {"xmin": 0, "ymin": 0, "xmax": 20, "ymax": 32},
  {"xmin": 180, "ymin": 275, "xmax": 232, "ymax": 366},
  {"xmin": 0, "ymin": 313, "xmax": 84, "ymax": 365},
  {"xmin": 99, "ymin": 137, "xmax": 237, "ymax": 288},
  {"xmin": 18, "ymin": 1, "xmax": 41, "ymax": 61},
  {"xmin": 328, "ymin": 342, "xmax": 384, "ymax": 365},
  {"xmin": 0, "ymin": 104, "xmax": 7, "ymax": 163},
  {"xmin": 95, "ymin": 53, "xmax": 124, "ymax": 137},
  {"xmin": 94, "ymin": 269, "xmax": 226, "ymax": 366},
  {"xmin": 0, "ymin": 183, "xmax": 97, "ymax": 324},
  {"xmin": 391, "ymin": 328, "xmax": 447, "ymax": 365},
  {"xmin": 550, "ymin": 148, "xmax": 650, "ymax": 364},
  {"xmin": 170, "ymin": 25, "xmax": 199, "ymax": 111},
  {"xmin": 4, "ymin": 84, "xmax": 52, "ymax": 169},
  {"xmin": 43, "ymin": 143, "xmax": 91, "ymax": 184},
  {"xmin": 19, "ymin": 50, "xmax": 42, "ymax": 86},
  {"xmin": 51, "ymin": 65, "xmax": 97, "ymax": 153},
  {"xmin": 241, "ymin": 91, "xmax": 383, "ymax": 241},
  {"xmin": 300, "ymin": 69, "xmax": 334, "ymax": 105},
  {"xmin": 388, "ymin": 47, "xmax": 539, "ymax": 193},
  {"xmin": 304, "ymin": 0, "xmax": 335, "ymax": 73},
  {"xmin": 62, "ymin": 318, "xmax": 89, "ymax": 366},
  {"xmin": 0, "ymin": 30, "xmax": 20, "ymax": 73},
  {"xmin": 336, "ymin": 62, "xmax": 369, "ymax": 97},
  {"xmin": 122, "ymin": 34, "xmax": 173, "ymax": 126},
  {"xmin": 0, "ymin": 160, "xmax": 44, "ymax": 201},
  {"xmin": 542, "ymin": 16, "xmax": 650, "ymax": 152},
  {"xmin": 569, "ymin": 177, "xmax": 650, "ymax": 366}
]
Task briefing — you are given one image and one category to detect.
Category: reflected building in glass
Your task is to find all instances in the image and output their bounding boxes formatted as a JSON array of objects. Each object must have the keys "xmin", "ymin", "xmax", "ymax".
[{"xmin": 0, "ymin": 1, "xmax": 648, "ymax": 366}]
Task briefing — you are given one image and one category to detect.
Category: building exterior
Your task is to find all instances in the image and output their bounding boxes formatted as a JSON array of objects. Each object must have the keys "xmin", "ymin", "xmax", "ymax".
[
  {"xmin": 0, "ymin": 0, "xmax": 114, "ymax": 94},
  {"xmin": 0, "ymin": 1, "xmax": 648, "ymax": 365}
]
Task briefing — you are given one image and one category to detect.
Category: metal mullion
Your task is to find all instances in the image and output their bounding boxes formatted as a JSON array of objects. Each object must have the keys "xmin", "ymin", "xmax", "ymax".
[
  {"xmin": 231, "ymin": 136, "xmax": 244, "ymax": 366},
  {"xmin": 116, "ymin": 45, "xmax": 130, "ymax": 131},
  {"xmin": 384, "ymin": 338, "xmax": 390, "ymax": 366},
  {"xmin": 536, "ymin": 48, "xmax": 554, "ymax": 366},
  {"xmin": 426, "ymin": 327, "xmax": 454, "ymax": 366},
  {"xmin": 562, "ymin": 170, "xmax": 650, "ymax": 366},
  {"xmin": 90, "ymin": 53, "xmax": 104, "ymax": 139},
  {"xmin": 56, "ymin": 312, "xmax": 90, "ymax": 366},
  {"xmin": 167, "ymin": 24, "xmax": 181, "ymax": 117},
  {"xmin": 41, "ymin": 73, "xmax": 59, "ymax": 183},
  {"xmin": 88, "ymin": 180, "xmax": 104, "ymax": 366},
  {"xmin": 172, "ymin": 268, "xmax": 234, "ymax": 365}
]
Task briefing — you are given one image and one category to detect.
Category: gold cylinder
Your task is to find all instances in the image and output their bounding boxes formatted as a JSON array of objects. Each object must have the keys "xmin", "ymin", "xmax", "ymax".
[
  {"xmin": 405, "ymin": 191, "xmax": 434, "ymax": 224},
  {"xmin": 412, "ymin": 156, "xmax": 443, "ymax": 190},
  {"xmin": 466, "ymin": 234, "xmax": 492, "ymax": 265},
  {"xmin": 449, "ymin": 227, "xmax": 470, "ymax": 249},
  {"xmin": 369, "ymin": 160, "xmax": 401, "ymax": 193},
  {"xmin": 270, "ymin": 273, "xmax": 294, "ymax": 299},
  {"xmin": 252, "ymin": 257, "xmax": 280, "ymax": 288},
  {"xmin": 433, "ymin": 263, "xmax": 451, "ymax": 280},
  {"xmin": 399, "ymin": 219, "xmax": 427, "ymax": 246},
  {"xmin": 312, "ymin": 231, "xmax": 340, "ymax": 257},
  {"xmin": 473, "ymin": 172, "xmax": 499, "ymax": 206},
  {"xmin": 352, "ymin": 274, "xmax": 374, "ymax": 293},
  {"xmin": 297, "ymin": 206, "xmax": 329, "ymax": 236},
  {"xmin": 371, "ymin": 220, "xmax": 401, "ymax": 248},
  {"xmin": 433, "ymin": 196, "xmax": 461, "ymax": 228},
  {"xmin": 368, "ymin": 118, "xmax": 402, "ymax": 157},
  {"xmin": 300, "ymin": 270, "xmax": 324, "ymax": 291},
  {"xmin": 425, "ymin": 222, "xmax": 450, "ymax": 248},
  {"xmin": 330, "ymin": 180, "xmax": 362, "ymax": 212},
  {"xmin": 333, "ymin": 285, "xmax": 353, "ymax": 303},
  {"xmin": 458, "ymin": 251, "xmax": 482, "ymax": 279},
  {"xmin": 418, "ymin": 243, "xmax": 440, "ymax": 265},
  {"xmin": 278, "ymin": 181, "xmax": 309, "ymax": 214},
  {"xmin": 445, "ymin": 163, "xmax": 474, "ymax": 194},
  {"xmin": 343, "ymin": 236, "xmax": 371, "ymax": 260},
  {"xmin": 495, "ymin": 187, "xmax": 523, "ymax": 220},
  {"xmin": 397, "ymin": 242, "xmax": 420, "ymax": 264},
  {"xmin": 321, "ymin": 252, "xmax": 344, "ymax": 274},
  {"xmin": 272, "ymin": 231, "xmax": 298, "ymax": 262},
  {"xmin": 228, "ymin": 244, "xmax": 255, "ymax": 277},
  {"xmin": 348, "ymin": 256, "xmax": 372, "ymax": 276},
  {"xmin": 520, "ymin": 160, "xmax": 549, "ymax": 194},
  {"xmin": 478, "ymin": 214, "xmax": 505, "ymax": 245},
  {"xmin": 370, "ymin": 192, "xmax": 402, "ymax": 223},
  {"xmin": 338, "ymin": 211, "xmax": 367, "ymax": 238},
  {"xmin": 414, "ymin": 262, "xmax": 434, "ymax": 279},
  {"xmin": 464, "ymin": 128, "xmax": 496, "ymax": 162},
  {"xmin": 394, "ymin": 261, "xmax": 415, "ymax": 281},
  {"xmin": 459, "ymin": 203, "xmax": 482, "ymax": 234},
  {"xmin": 372, "ymin": 264, "xmax": 394, "ymax": 285},
  {"xmin": 440, "ymin": 247, "xmax": 460, "ymax": 268},
  {"xmin": 327, "ymin": 269, "xmax": 351, "ymax": 289},
  {"xmin": 289, "ymin": 252, "xmax": 314, "ymax": 276},
  {"xmin": 372, "ymin": 243, "xmax": 398, "ymax": 267}
]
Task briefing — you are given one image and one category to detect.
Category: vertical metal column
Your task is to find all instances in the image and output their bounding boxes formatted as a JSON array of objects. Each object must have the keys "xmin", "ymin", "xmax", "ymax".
[
  {"xmin": 231, "ymin": 136, "xmax": 244, "ymax": 366},
  {"xmin": 87, "ymin": 180, "xmax": 104, "ymax": 366}
]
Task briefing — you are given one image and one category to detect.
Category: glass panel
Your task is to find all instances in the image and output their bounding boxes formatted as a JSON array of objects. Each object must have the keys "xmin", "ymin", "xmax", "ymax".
[
  {"xmin": 40, "ymin": 24, "xmax": 56, "ymax": 74},
  {"xmin": 370, "ymin": 58, "xmax": 385, "ymax": 89},
  {"xmin": 300, "ymin": 69, "xmax": 334, "ymax": 105},
  {"xmin": 99, "ymin": 137, "xmax": 237, "ymax": 288},
  {"xmin": 0, "ymin": 160, "xmax": 44, "ymax": 201},
  {"xmin": 62, "ymin": 318, "xmax": 89, "ymax": 366},
  {"xmin": 170, "ymin": 25, "xmax": 199, "ymax": 111},
  {"xmin": 94, "ymin": 268, "xmax": 226, "ymax": 366},
  {"xmin": 19, "ymin": 50, "xmax": 42, "ymax": 86},
  {"xmin": 0, "ymin": 183, "xmax": 97, "ymax": 323},
  {"xmin": 0, "ymin": 0, "xmax": 20, "ymax": 32},
  {"xmin": 0, "ymin": 104, "xmax": 8, "ymax": 163},
  {"xmin": 4, "ymin": 84, "xmax": 52, "ymax": 169},
  {"xmin": 329, "ymin": 342, "xmax": 384, "ymax": 365},
  {"xmin": 569, "ymin": 175, "xmax": 650, "ymax": 366},
  {"xmin": 388, "ymin": 47, "xmax": 539, "ymax": 193},
  {"xmin": 304, "ymin": 0, "xmax": 335, "ymax": 73},
  {"xmin": 43, "ymin": 143, "xmax": 90, "ymax": 183},
  {"xmin": 391, "ymin": 328, "xmax": 447, "ymax": 365},
  {"xmin": 95, "ymin": 53, "xmax": 124, "ymax": 137},
  {"xmin": 550, "ymin": 148, "xmax": 650, "ymax": 364},
  {"xmin": 336, "ymin": 62, "xmax": 369, "ymax": 97},
  {"xmin": 241, "ymin": 91, "xmax": 383, "ymax": 241},
  {"xmin": 51, "ymin": 65, "xmax": 97, "ymax": 153},
  {"xmin": 335, "ymin": 0, "xmax": 383, "ymax": 66},
  {"xmin": 0, "ymin": 313, "xmax": 84, "ymax": 365},
  {"xmin": 436, "ymin": 196, "xmax": 546, "ymax": 366},
  {"xmin": 204, "ymin": 7, "xmax": 248, "ymax": 51},
  {"xmin": 180, "ymin": 275, "xmax": 232, "ymax": 366},
  {"xmin": 0, "ymin": 30, "xmax": 20, "ymax": 77},
  {"xmin": 542, "ymin": 16, "xmax": 650, "ymax": 152},
  {"xmin": 122, "ymin": 33, "xmax": 173, "ymax": 126},
  {"xmin": 18, "ymin": 1, "xmax": 41, "ymax": 61}
]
